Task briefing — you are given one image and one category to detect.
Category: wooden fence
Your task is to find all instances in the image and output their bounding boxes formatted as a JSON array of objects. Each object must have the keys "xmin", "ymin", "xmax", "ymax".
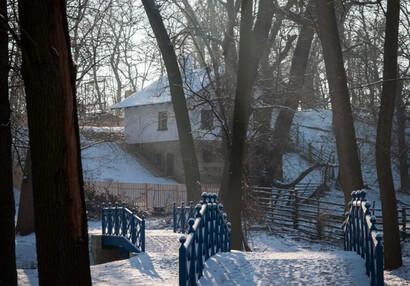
[
  {"xmin": 250, "ymin": 186, "xmax": 410, "ymax": 244},
  {"xmin": 250, "ymin": 186, "xmax": 346, "ymax": 244},
  {"xmin": 85, "ymin": 181, "xmax": 220, "ymax": 209}
]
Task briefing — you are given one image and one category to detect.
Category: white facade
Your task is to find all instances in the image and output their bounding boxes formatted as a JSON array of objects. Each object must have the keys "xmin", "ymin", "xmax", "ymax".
[
  {"xmin": 123, "ymin": 101, "xmax": 220, "ymax": 144},
  {"xmin": 113, "ymin": 66, "xmax": 222, "ymax": 145}
]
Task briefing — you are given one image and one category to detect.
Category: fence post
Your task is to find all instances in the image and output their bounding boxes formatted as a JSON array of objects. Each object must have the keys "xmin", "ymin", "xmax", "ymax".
[
  {"xmin": 293, "ymin": 189, "xmax": 299, "ymax": 229},
  {"xmin": 173, "ymin": 202, "xmax": 177, "ymax": 233},
  {"xmin": 181, "ymin": 202, "xmax": 186, "ymax": 234},
  {"xmin": 176, "ymin": 185, "xmax": 179, "ymax": 203},
  {"xmin": 145, "ymin": 183, "xmax": 148, "ymax": 209},
  {"xmin": 308, "ymin": 142, "xmax": 312, "ymax": 163},
  {"xmin": 179, "ymin": 236, "xmax": 187, "ymax": 286}
]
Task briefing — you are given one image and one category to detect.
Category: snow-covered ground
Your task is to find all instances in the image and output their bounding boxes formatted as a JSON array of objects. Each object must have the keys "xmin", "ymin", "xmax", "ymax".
[
  {"xmin": 15, "ymin": 217, "xmax": 410, "ymax": 285},
  {"xmin": 81, "ymin": 141, "xmax": 176, "ymax": 184},
  {"xmin": 14, "ymin": 109, "xmax": 410, "ymax": 285}
]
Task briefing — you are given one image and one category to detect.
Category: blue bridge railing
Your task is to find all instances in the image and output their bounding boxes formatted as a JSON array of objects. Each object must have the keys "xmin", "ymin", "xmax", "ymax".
[
  {"xmin": 343, "ymin": 190, "xmax": 383, "ymax": 286},
  {"xmin": 178, "ymin": 192, "xmax": 231, "ymax": 286},
  {"xmin": 173, "ymin": 201, "xmax": 195, "ymax": 233},
  {"xmin": 101, "ymin": 202, "xmax": 145, "ymax": 255}
]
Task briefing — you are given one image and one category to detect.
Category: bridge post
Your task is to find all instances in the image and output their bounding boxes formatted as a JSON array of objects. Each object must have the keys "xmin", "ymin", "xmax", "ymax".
[
  {"xmin": 218, "ymin": 204, "xmax": 224, "ymax": 252},
  {"xmin": 102, "ymin": 203, "xmax": 106, "ymax": 235},
  {"xmin": 179, "ymin": 236, "xmax": 187, "ymax": 286},
  {"xmin": 209, "ymin": 195, "xmax": 215, "ymax": 256},
  {"xmin": 122, "ymin": 202, "xmax": 127, "ymax": 236},
  {"xmin": 114, "ymin": 202, "xmax": 119, "ymax": 235},
  {"xmin": 196, "ymin": 204, "xmax": 204, "ymax": 278},
  {"xmin": 108, "ymin": 202, "xmax": 112, "ymax": 235},
  {"xmin": 131, "ymin": 208, "xmax": 136, "ymax": 244},
  {"xmin": 141, "ymin": 215, "xmax": 145, "ymax": 252},
  {"xmin": 364, "ymin": 202, "xmax": 371, "ymax": 276},
  {"xmin": 375, "ymin": 234, "xmax": 384, "ymax": 286},
  {"xmin": 188, "ymin": 219, "xmax": 196, "ymax": 286},
  {"xmin": 348, "ymin": 202, "xmax": 353, "ymax": 250}
]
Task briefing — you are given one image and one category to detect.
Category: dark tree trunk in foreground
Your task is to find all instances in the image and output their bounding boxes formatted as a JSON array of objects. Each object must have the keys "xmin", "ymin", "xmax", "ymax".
[
  {"xmin": 0, "ymin": 1, "xmax": 18, "ymax": 284},
  {"xmin": 142, "ymin": 0, "xmax": 202, "ymax": 202},
  {"xmin": 376, "ymin": 0, "xmax": 402, "ymax": 270},
  {"xmin": 18, "ymin": 0, "xmax": 92, "ymax": 284},
  {"xmin": 224, "ymin": 0, "xmax": 274, "ymax": 250},
  {"xmin": 316, "ymin": 0, "xmax": 364, "ymax": 206},
  {"xmin": 265, "ymin": 0, "xmax": 315, "ymax": 183},
  {"xmin": 395, "ymin": 77, "xmax": 409, "ymax": 193},
  {"xmin": 16, "ymin": 150, "xmax": 35, "ymax": 235}
]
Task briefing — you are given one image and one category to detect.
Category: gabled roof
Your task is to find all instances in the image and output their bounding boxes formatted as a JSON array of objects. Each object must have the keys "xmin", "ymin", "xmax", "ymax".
[{"xmin": 111, "ymin": 68, "xmax": 216, "ymax": 109}]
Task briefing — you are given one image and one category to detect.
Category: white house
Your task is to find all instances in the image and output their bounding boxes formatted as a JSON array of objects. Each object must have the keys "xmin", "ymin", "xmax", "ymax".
[{"xmin": 112, "ymin": 66, "xmax": 224, "ymax": 183}]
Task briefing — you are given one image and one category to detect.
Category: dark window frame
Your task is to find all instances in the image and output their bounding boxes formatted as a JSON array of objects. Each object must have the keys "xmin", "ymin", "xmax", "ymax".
[{"xmin": 158, "ymin": 111, "xmax": 168, "ymax": 131}]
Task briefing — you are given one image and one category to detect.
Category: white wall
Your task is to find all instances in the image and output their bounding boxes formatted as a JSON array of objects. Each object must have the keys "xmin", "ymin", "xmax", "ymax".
[{"xmin": 124, "ymin": 102, "xmax": 221, "ymax": 144}]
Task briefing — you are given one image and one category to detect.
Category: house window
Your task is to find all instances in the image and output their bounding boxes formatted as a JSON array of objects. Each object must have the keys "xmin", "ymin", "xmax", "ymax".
[
  {"xmin": 201, "ymin": 110, "xmax": 213, "ymax": 129},
  {"xmin": 158, "ymin": 111, "xmax": 168, "ymax": 131},
  {"xmin": 203, "ymin": 149, "xmax": 212, "ymax": 163}
]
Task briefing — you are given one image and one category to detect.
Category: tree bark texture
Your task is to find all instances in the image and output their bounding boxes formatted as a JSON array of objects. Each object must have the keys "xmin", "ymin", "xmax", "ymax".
[
  {"xmin": 316, "ymin": 0, "xmax": 364, "ymax": 206},
  {"xmin": 0, "ymin": 0, "xmax": 17, "ymax": 284},
  {"xmin": 224, "ymin": 0, "xmax": 274, "ymax": 250},
  {"xmin": 265, "ymin": 0, "xmax": 315, "ymax": 184},
  {"xmin": 18, "ymin": 0, "xmax": 92, "ymax": 284},
  {"xmin": 395, "ymin": 77, "xmax": 409, "ymax": 192},
  {"xmin": 15, "ymin": 150, "xmax": 35, "ymax": 235},
  {"xmin": 142, "ymin": 0, "xmax": 202, "ymax": 202},
  {"xmin": 376, "ymin": 0, "xmax": 402, "ymax": 270}
]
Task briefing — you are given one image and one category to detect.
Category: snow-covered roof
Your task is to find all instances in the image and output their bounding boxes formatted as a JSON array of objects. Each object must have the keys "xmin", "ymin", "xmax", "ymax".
[{"xmin": 111, "ymin": 68, "xmax": 215, "ymax": 109}]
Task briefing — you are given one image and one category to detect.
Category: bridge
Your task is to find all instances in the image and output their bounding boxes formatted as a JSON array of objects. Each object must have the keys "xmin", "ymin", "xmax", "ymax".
[{"xmin": 94, "ymin": 192, "xmax": 387, "ymax": 285}]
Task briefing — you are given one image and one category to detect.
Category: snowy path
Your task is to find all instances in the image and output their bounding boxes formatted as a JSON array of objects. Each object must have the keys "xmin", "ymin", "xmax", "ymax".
[
  {"xmin": 94, "ymin": 229, "xmax": 371, "ymax": 286},
  {"xmin": 199, "ymin": 250, "xmax": 368, "ymax": 286},
  {"xmin": 92, "ymin": 230, "xmax": 181, "ymax": 285},
  {"xmin": 16, "ymin": 224, "xmax": 410, "ymax": 285}
]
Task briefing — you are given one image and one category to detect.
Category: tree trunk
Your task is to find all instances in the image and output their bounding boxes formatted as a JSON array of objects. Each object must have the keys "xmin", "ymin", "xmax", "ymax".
[
  {"xmin": 16, "ymin": 150, "xmax": 35, "ymax": 235},
  {"xmin": 0, "ymin": 0, "xmax": 17, "ymax": 283},
  {"xmin": 265, "ymin": 0, "xmax": 315, "ymax": 183},
  {"xmin": 376, "ymin": 0, "xmax": 402, "ymax": 270},
  {"xmin": 395, "ymin": 75, "xmax": 409, "ymax": 193},
  {"xmin": 316, "ymin": 0, "xmax": 364, "ymax": 206},
  {"xmin": 18, "ymin": 0, "xmax": 92, "ymax": 284},
  {"xmin": 142, "ymin": 0, "xmax": 202, "ymax": 202},
  {"xmin": 223, "ymin": 0, "xmax": 274, "ymax": 250}
]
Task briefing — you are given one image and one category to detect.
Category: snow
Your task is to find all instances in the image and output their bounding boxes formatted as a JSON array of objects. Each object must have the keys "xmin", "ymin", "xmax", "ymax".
[
  {"xmin": 81, "ymin": 141, "xmax": 176, "ymax": 184},
  {"xmin": 111, "ymin": 67, "xmax": 214, "ymax": 109},
  {"xmin": 15, "ymin": 221, "xmax": 410, "ymax": 285},
  {"xmin": 13, "ymin": 109, "xmax": 410, "ymax": 285}
]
